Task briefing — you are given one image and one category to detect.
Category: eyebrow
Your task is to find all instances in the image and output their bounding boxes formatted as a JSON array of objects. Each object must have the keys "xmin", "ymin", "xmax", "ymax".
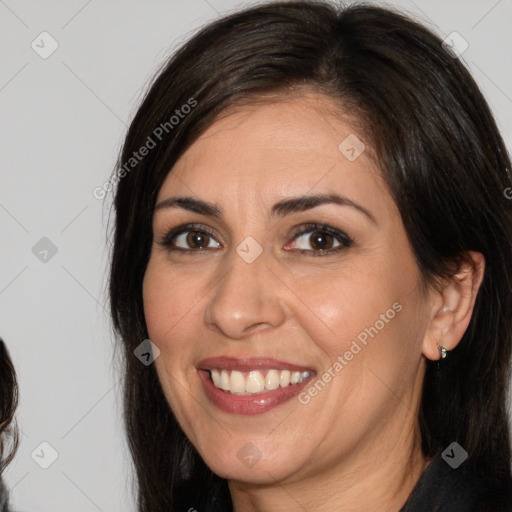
[{"xmin": 154, "ymin": 193, "xmax": 377, "ymax": 225}]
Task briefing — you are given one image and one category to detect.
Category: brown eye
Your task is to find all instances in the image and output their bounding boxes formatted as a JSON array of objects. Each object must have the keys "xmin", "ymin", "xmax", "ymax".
[
  {"xmin": 293, "ymin": 230, "xmax": 338, "ymax": 252},
  {"xmin": 309, "ymin": 231, "xmax": 335, "ymax": 251},
  {"xmin": 160, "ymin": 224, "xmax": 222, "ymax": 252},
  {"xmin": 185, "ymin": 230, "xmax": 210, "ymax": 249},
  {"xmin": 286, "ymin": 223, "xmax": 354, "ymax": 257}
]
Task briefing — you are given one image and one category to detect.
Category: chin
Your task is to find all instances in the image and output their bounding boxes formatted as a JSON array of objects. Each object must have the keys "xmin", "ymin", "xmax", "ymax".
[{"xmin": 196, "ymin": 440, "xmax": 306, "ymax": 484}]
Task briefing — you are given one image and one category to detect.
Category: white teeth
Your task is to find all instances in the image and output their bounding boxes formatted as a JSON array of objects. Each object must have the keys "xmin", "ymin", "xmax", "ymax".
[
  {"xmin": 220, "ymin": 370, "xmax": 230, "ymax": 391},
  {"xmin": 209, "ymin": 368, "xmax": 313, "ymax": 395},
  {"xmin": 211, "ymin": 369, "xmax": 221, "ymax": 387},
  {"xmin": 246, "ymin": 371, "xmax": 265, "ymax": 393},
  {"xmin": 265, "ymin": 369, "xmax": 280, "ymax": 390},
  {"xmin": 290, "ymin": 371, "xmax": 301, "ymax": 384},
  {"xmin": 230, "ymin": 370, "xmax": 246, "ymax": 394},
  {"xmin": 279, "ymin": 370, "xmax": 291, "ymax": 387}
]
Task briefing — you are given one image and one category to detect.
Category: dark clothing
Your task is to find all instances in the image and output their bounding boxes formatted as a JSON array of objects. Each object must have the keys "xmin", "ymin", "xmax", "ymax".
[{"xmin": 398, "ymin": 452, "xmax": 487, "ymax": 511}]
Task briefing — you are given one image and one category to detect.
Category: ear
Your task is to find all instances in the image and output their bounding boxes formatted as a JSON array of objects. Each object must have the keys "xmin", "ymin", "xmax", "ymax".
[{"xmin": 422, "ymin": 251, "xmax": 485, "ymax": 361}]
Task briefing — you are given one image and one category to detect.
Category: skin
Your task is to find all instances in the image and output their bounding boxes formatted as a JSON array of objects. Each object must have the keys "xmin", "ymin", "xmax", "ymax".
[{"xmin": 142, "ymin": 91, "xmax": 485, "ymax": 512}]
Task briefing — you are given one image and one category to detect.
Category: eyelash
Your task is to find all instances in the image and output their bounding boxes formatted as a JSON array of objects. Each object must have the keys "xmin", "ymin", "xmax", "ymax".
[{"xmin": 158, "ymin": 222, "xmax": 354, "ymax": 258}]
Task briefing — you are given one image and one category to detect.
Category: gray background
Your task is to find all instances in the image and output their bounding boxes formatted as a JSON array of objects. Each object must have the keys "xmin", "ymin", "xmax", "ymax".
[{"xmin": 1, "ymin": 0, "xmax": 511, "ymax": 510}]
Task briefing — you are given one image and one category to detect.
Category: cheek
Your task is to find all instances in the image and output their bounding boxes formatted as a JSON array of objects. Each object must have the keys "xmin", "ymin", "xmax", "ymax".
[
  {"xmin": 288, "ymin": 264, "xmax": 394, "ymax": 352},
  {"xmin": 142, "ymin": 258, "xmax": 211, "ymax": 400},
  {"xmin": 143, "ymin": 261, "xmax": 200, "ymax": 421},
  {"xmin": 291, "ymin": 257, "xmax": 422, "ymax": 390},
  {"xmin": 142, "ymin": 267, "xmax": 167, "ymax": 341},
  {"xmin": 142, "ymin": 259, "xmax": 193, "ymax": 341}
]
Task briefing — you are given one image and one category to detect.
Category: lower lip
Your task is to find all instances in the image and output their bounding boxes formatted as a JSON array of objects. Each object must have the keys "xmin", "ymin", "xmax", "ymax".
[{"xmin": 198, "ymin": 369, "xmax": 315, "ymax": 415}]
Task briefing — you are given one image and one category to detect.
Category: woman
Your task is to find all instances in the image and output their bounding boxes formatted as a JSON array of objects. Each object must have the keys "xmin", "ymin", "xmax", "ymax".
[
  {"xmin": 108, "ymin": 1, "xmax": 512, "ymax": 510},
  {"xmin": 0, "ymin": 339, "xmax": 18, "ymax": 511}
]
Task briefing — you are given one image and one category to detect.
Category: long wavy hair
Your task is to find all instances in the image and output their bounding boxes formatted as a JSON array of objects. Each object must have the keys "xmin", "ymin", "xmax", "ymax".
[
  {"xmin": 0, "ymin": 339, "xmax": 19, "ymax": 511},
  {"xmin": 109, "ymin": 1, "xmax": 512, "ymax": 510}
]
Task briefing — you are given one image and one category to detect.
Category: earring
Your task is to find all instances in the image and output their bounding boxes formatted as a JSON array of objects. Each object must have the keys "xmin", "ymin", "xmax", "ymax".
[{"xmin": 436, "ymin": 344, "xmax": 448, "ymax": 371}]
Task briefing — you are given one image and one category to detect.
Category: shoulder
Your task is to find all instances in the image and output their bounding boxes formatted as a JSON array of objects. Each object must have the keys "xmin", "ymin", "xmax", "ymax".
[{"xmin": 400, "ymin": 452, "xmax": 512, "ymax": 512}]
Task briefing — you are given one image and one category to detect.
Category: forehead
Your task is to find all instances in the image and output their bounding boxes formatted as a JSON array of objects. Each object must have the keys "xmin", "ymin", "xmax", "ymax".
[{"xmin": 157, "ymin": 93, "xmax": 393, "ymax": 216}]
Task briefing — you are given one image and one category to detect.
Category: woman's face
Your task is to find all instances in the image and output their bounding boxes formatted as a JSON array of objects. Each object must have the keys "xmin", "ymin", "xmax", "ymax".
[{"xmin": 143, "ymin": 92, "xmax": 433, "ymax": 485}]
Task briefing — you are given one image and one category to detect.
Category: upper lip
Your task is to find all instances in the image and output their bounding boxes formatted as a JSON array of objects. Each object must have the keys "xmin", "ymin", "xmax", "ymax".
[{"xmin": 197, "ymin": 356, "xmax": 315, "ymax": 373}]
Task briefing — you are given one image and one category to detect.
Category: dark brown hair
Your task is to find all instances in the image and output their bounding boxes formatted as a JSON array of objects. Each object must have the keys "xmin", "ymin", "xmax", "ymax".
[
  {"xmin": 109, "ymin": 1, "xmax": 512, "ymax": 510},
  {"xmin": 0, "ymin": 339, "xmax": 19, "ymax": 511}
]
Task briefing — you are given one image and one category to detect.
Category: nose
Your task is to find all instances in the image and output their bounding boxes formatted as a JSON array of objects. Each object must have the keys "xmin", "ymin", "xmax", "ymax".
[{"xmin": 203, "ymin": 247, "xmax": 286, "ymax": 339}]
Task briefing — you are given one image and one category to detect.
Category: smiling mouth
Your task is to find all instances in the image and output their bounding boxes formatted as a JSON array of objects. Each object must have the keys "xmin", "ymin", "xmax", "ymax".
[{"xmin": 207, "ymin": 368, "xmax": 314, "ymax": 395}]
